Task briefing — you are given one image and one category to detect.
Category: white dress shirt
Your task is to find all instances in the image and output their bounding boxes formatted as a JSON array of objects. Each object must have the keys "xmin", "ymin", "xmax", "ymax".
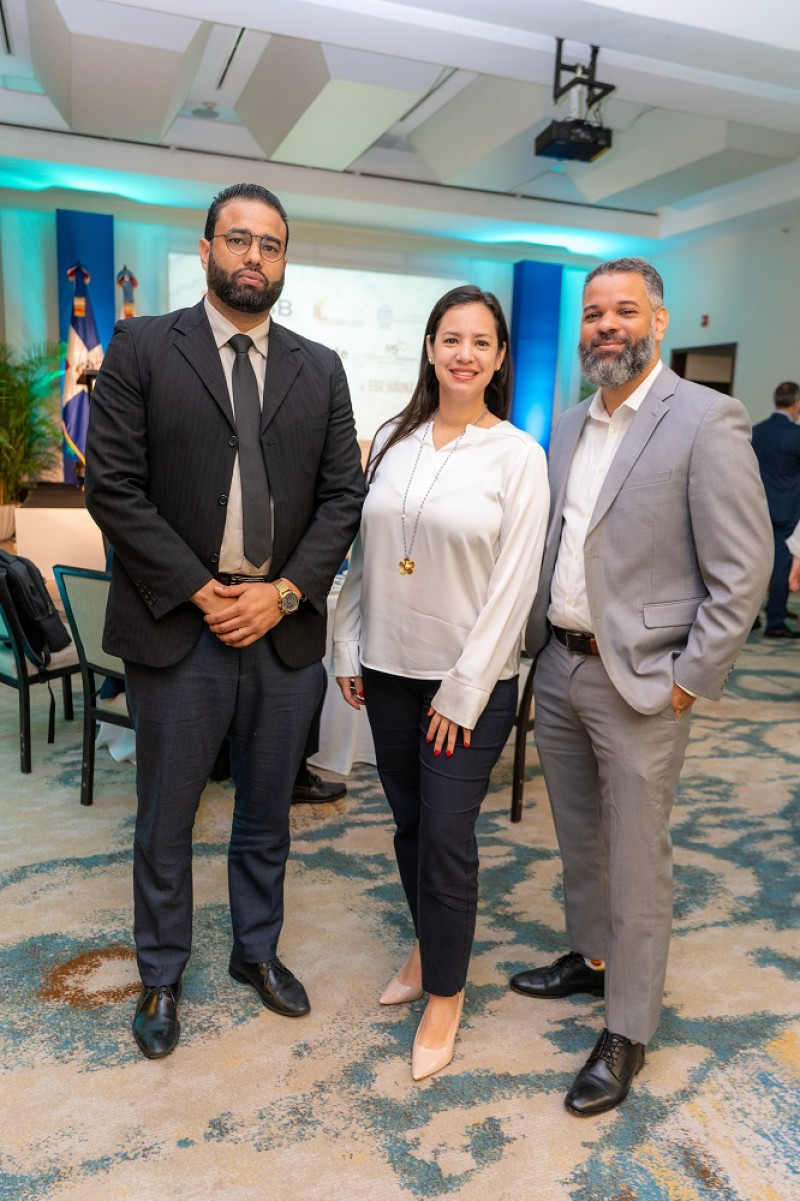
[
  {"xmin": 204, "ymin": 298, "xmax": 272, "ymax": 575},
  {"xmin": 548, "ymin": 360, "xmax": 663, "ymax": 633},
  {"xmin": 787, "ymin": 520, "xmax": 800, "ymax": 557},
  {"xmin": 333, "ymin": 419, "xmax": 549, "ymax": 730}
]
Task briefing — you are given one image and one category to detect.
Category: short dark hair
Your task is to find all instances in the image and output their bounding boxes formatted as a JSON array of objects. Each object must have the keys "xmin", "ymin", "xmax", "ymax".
[
  {"xmin": 774, "ymin": 381, "xmax": 800, "ymax": 408},
  {"xmin": 204, "ymin": 183, "xmax": 289, "ymax": 247},
  {"xmin": 584, "ymin": 256, "xmax": 664, "ymax": 309}
]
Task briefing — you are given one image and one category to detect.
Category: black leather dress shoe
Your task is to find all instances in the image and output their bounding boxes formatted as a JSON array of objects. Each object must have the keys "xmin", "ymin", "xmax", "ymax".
[
  {"xmin": 510, "ymin": 951, "xmax": 605, "ymax": 998},
  {"xmin": 132, "ymin": 979, "xmax": 182, "ymax": 1059},
  {"xmin": 764, "ymin": 623, "xmax": 800, "ymax": 639},
  {"xmin": 229, "ymin": 955, "xmax": 310, "ymax": 1017},
  {"xmin": 565, "ymin": 1028, "xmax": 645, "ymax": 1116},
  {"xmin": 292, "ymin": 768, "xmax": 346, "ymax": 803}
]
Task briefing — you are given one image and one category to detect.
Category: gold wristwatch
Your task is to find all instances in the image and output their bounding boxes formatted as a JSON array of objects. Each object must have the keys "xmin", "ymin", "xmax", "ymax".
[{"xmin": 272, "ymin": 578, "xmax": 300, "ymax": 614}]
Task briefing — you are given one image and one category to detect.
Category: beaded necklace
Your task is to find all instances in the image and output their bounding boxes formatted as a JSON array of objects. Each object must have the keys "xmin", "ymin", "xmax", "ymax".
[{"xmin": 398, "ymin": 408, "xmax": 488, "ymax": 575}]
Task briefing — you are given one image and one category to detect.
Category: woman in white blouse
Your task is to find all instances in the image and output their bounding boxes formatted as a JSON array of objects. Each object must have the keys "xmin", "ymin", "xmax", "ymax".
[{"xmin": 333, "ymin": 285, "xmax": 549, "ymax": 1081}]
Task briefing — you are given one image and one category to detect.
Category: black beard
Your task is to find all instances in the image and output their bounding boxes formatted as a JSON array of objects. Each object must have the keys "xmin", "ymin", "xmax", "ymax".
[
  {"xmin": 207, "ymin": 252, "xmax": 284, "ymax": 315},
  {"xmin": 578, "ymin": 327, "xmax": 656, "ymax": 389}
]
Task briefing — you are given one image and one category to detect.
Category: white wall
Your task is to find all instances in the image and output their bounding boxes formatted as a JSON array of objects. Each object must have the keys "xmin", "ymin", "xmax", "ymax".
[{"xmin": 653, "ymin": 221, "xmax": 800, "ymax": 422}]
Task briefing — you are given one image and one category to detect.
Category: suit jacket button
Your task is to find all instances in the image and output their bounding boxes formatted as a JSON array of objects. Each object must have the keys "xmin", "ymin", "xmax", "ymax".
[
  {"xmin": 228, "ymin": 436, "xmax": 238, "ymax": 447},
  {"xmin": 218, "ymin": 494, "xmax": 228, "ymax": 506},
  {"xmin": 210, "ymin": 553, "xmax": 219, "ymax": 565}
]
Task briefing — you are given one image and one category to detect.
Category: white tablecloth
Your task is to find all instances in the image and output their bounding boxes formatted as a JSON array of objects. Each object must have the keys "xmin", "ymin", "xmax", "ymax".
[{"xmin": 308, "ymin": 584, "xmax": 376, "ymax": 775}]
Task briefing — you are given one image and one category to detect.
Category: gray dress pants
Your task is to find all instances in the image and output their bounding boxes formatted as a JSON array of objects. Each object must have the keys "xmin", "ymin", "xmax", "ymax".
[{"xmin": 533, "ymin": 634, "xmax": 692, "ymax": 1045}]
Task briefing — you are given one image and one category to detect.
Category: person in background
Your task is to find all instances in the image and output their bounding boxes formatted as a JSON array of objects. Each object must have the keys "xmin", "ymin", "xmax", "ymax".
[
  {"xmin": 333, "ymin": 285, "xmax": 549, "ymax": 1081},
  {"xmin": 210, "ymin": 691, "xmax": 347, "ymax": 803},
  {"xmin": 786, "ymin": 520, "xmax": 800, "ymax": 595},
  {"xmin": 751, "ymin": 381, "xmax": 800, "ymax": 637},
  {"xmin": 85, "ymin": 182, "xmax": 364, "ymax": 1059},
  {"xmin": 510, "ymin": 257, "xmax": 772, "ymax": 1116}
]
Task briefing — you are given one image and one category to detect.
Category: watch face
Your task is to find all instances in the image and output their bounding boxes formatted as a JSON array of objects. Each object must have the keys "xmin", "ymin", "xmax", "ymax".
[{"xmin": 281, "ymin": 590, "xmax": 299, "ymax": 612}]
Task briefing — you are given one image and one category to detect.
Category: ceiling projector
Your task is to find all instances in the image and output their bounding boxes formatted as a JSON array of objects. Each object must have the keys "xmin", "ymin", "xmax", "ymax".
[{"xmin": 535, "ymin": 118, "xmax": 612, "ymax": 163}]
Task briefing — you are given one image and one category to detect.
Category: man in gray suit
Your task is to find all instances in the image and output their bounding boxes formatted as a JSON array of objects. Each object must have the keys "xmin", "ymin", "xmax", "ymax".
[
  {"xmin": 86, "ymin": 183, "xmax": 365, "ymax": 1059},
  {"xmin": 510, "ymin": 258, "xmax": 771, "ymax": 1115}
]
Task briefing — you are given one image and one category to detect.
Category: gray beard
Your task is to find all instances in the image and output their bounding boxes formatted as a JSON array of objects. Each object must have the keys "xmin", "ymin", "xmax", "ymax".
[{"xmin": 578, "ymin": 328, "xmax": 656, "ymax": 390}]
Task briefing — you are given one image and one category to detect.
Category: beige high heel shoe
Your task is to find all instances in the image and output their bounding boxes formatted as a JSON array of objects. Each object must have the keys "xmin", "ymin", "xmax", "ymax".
[
  {"xmin": 380, "ymin": 942, "xmax": 423, "ymax": 1005},
  {"xmin": 379, "ymin": 973, "xmax": 423, "ymax": 1005},
  {"xmin": 411, "ymin": 989, "xmax": 465, "ymax": 1081}
]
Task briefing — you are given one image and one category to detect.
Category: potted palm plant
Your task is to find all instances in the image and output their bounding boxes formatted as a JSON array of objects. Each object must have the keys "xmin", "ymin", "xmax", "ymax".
[{"xmin": 0, "ymin": 342, "xmax": 64, "ymax": 541}]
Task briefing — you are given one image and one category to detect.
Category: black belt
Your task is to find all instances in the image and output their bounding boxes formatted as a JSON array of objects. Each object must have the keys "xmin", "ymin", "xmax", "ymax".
[
  {"xmin": 215, "ymin": 573, "xmax": 271, "ymax": 586},
  {"xmin": 552, "ymin": 625, "xmax": 600, "ymax": 656}
]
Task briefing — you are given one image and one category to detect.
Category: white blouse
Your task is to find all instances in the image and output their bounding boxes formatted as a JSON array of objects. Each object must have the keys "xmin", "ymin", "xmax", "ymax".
[{"xmin": 333, "ymin": 419, "xmax": 549, "ymax": 730}]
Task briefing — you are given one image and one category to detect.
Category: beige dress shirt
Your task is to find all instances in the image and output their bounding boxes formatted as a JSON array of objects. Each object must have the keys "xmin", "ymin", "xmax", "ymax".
[{"xmin": 203, "ymin": 298, "xmax": 272, "ymax": 575}]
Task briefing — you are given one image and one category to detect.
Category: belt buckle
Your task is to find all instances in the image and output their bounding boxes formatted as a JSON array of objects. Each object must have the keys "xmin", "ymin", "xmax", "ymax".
[{"xmin": 565, "ymin": 630, "xmax": 592, "ymax": 654}]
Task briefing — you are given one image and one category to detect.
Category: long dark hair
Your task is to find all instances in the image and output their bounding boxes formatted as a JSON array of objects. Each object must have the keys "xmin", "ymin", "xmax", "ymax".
[{"xmin": 367, "ymin": 285, "xmax": 512, "ymax": 482}]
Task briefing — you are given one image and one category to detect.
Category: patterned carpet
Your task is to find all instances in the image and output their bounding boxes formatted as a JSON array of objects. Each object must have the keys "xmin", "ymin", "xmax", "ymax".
[{"xmin": 1, "ymin": 628, "xmax": 799, "ymax": 1200}]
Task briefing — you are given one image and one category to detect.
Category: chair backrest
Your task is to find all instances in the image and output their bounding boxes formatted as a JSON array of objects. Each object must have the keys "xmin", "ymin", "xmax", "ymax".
[{"xmin": 52, "ymin": 566, "xmax": 124, "ymax": 680}]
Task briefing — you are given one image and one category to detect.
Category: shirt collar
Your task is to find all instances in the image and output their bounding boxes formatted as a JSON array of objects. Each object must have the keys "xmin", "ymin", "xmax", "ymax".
[
  {"xmin": 204, "ymin": 296, "xmax": 271, "ymax": 357},
  {"xmin": 588, "ymin": 358, "xmax": 663, "ymax": 422}
]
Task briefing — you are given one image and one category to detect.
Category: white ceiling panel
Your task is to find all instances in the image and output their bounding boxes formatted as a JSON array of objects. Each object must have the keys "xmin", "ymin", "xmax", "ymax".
[{"xmin": 0, "ymin": 0, "xmax": 799, "ymax": 259}]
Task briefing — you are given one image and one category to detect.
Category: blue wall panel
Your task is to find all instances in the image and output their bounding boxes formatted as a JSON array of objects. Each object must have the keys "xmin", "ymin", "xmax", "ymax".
[{"xmin": 510, "ymin": 261, "xmax": 563, "ymax": 452}]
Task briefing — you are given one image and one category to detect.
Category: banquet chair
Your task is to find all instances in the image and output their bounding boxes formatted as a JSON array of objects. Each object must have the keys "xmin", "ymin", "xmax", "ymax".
[
  {"xmin": 0, "ymin": 569, "xmax": 79, "ymax": 773},
  {"xmin": 510, "ymin": 655, "xmax": 535, "ymax": 823},
  {"xmin": 53, "ymin": 565, "xmax": 131, "ymax": 806}
]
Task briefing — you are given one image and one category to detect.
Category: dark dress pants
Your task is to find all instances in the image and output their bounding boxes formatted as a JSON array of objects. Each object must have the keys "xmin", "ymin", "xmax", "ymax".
[
  {"xmin": 125, "ymin": 627, "xmax": 324, "ymax": 985},
  {"xmin": 362, "ymin": 668, "xmax": 517, "ymax": 997},
  {"xmin": 766, "ymin": 522, "xmax": 794, "ymax": 630}
]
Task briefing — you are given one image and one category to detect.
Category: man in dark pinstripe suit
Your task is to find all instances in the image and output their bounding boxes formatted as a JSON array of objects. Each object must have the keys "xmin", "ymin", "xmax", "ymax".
[{"xmin": 85, "ymin": 183, "xmax": 365, "ymax": 1059}]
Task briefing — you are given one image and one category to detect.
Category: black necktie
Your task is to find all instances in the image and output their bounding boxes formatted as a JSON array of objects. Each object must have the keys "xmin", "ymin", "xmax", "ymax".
[{"xmin": 228, "ymin": 334, "xmax": 272, "ymax": 566}]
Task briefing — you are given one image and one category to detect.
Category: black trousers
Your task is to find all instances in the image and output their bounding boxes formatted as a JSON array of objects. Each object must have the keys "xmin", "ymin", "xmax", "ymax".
[
  {"xmin": 766, "ymin": 521, "xmax": 794, "ymax": 630},
  {"xmin": 362, "ymin": 668, "xmax": 517, "ymax": 996},
  {"xmin": 126, "ymin": 627, "xmax": 324, "ymax": 985}
]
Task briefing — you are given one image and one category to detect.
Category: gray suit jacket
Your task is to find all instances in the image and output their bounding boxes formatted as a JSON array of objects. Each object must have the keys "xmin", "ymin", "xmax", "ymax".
[
  {"xmin": 526, "ymin": 367, "xmax": 772, "ymax": 714},
  {"xmin": 85, "ymin": 301, "xmax": 365, "ymax": 670}
]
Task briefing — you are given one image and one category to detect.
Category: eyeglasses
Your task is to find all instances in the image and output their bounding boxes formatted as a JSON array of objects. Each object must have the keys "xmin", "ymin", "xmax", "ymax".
[{"xmin": 211, "ymin": 232, "xmax": 286, "ymax": 262}]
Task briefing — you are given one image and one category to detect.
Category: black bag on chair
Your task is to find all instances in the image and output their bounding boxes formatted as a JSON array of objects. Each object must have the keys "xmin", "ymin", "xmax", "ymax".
[{"xmin": 0, "ymin": 548, "xmax": 72, "ymax": 669}]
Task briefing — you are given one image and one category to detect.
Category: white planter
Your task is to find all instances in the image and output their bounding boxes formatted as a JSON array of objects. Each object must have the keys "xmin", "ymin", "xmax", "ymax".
[{"xmin": 0, "ymin": 504, "xmax": 17, "ymax": 543}]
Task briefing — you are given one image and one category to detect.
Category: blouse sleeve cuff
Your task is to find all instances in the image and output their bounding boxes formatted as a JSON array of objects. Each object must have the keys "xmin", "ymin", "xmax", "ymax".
[
  {"xmin": 431, "ymin": 674, "xmax": 491, "ymax": 732},
  {"xmin": 332, "ymin": 641, "xmax": 361, "ymax": 678}
]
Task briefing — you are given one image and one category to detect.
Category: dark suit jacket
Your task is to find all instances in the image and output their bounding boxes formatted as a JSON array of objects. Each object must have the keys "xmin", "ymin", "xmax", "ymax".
[
  {"xmin": 751, "ymin": 410, "xmax": 800, "ymax": 528},
  {"xmin": 85, "ymin": 301, "xmax": 365, "ymax": 670}
]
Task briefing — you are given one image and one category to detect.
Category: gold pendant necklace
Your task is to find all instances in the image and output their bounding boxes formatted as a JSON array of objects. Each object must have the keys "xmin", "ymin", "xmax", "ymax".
[{"xmin": 399, "ymin": 408, "xmax": 487, "ymax": 575}]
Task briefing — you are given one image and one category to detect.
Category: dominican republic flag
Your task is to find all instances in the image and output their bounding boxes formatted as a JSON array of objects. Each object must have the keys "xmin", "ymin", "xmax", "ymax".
[
  {"xmin": 117, "ymin": 264, "xmax": 138, "ymax": 318},
  {"xmin": 61, "ymin": 261, "xmax": 104, "ymax": 483}
]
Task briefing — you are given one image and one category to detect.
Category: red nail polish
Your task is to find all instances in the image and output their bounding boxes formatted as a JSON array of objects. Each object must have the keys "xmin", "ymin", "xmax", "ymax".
[
  {"xmin": 464, "ymin": 742, "xmax": 471, "ymax": 749},
  {"xmin": 445, "ymin": 749, "xmax": 453, "ymax": 758},
  {"xmin": 426, "ymin": 736, "xmax": 432, "ymax": 743},
  {"xmin": 433, "ymin": 748, "xmax": 440, "ymax": 757}
]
